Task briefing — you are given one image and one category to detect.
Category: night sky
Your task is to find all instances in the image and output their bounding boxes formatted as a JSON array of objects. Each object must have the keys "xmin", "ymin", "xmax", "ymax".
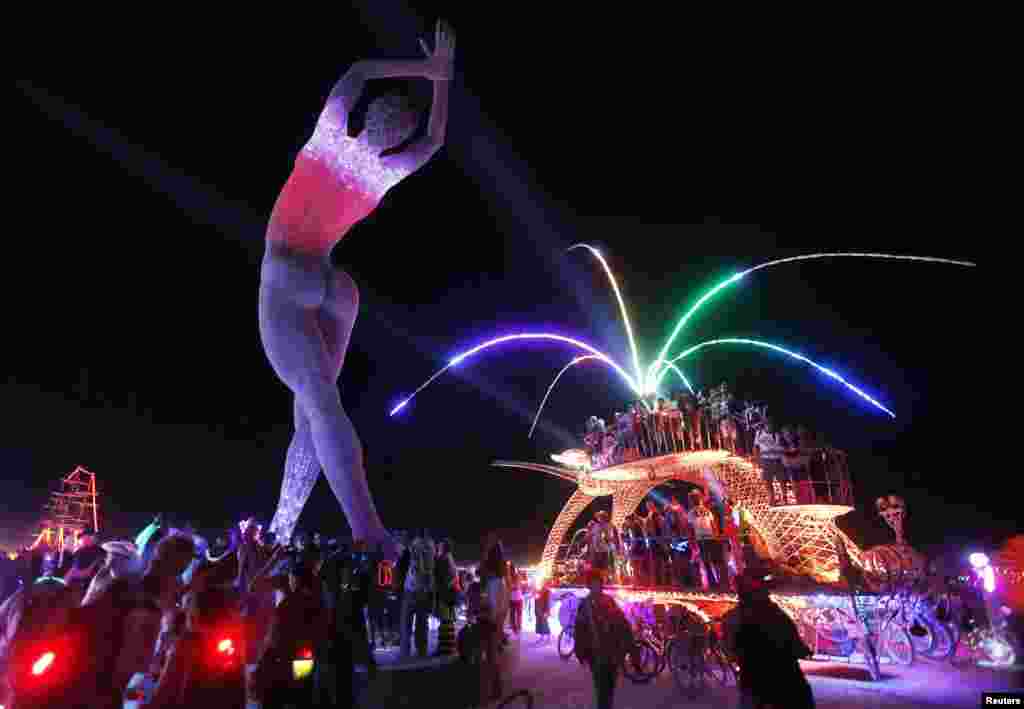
[{"xmin": 8, "ymin": 8, "xmax": 1002, "ymax": 563}]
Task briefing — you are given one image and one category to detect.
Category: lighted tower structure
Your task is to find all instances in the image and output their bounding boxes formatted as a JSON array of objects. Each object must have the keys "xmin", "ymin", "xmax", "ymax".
[{"xmin": 28, "ymin": 466, "xmax": 100, "ymax": 554}]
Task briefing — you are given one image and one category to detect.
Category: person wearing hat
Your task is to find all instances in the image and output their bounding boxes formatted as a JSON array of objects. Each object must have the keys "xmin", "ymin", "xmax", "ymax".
[{"xmin": 727, "ymin": 568, "xmax": 814, "ymax": 709}]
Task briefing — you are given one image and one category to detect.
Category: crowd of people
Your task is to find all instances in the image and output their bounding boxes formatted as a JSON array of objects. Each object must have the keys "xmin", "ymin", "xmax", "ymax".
[
  {"xmin": 581, "ymin": 394, "xmax": 855, "ymax": 508},
  {"xmin": 0, "ymin": 517, "xmax": 476, "ymax": 708},
  {"xmin": 582, "ymin": 390, "xmax": 743, "ymax": 470},
  {"xmin": 560, "ymin": 488, "xmax": 747, "ymax": 592}
]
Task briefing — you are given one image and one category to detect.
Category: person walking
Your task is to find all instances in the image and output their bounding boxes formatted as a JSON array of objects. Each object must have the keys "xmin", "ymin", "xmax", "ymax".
[
  {"xmin": 728, "ymin": 570, "xmax": 815, "ymax": 709},
  {"xmin": 573, "ymin": 570, "xmax": 634, "ymax": 709}
]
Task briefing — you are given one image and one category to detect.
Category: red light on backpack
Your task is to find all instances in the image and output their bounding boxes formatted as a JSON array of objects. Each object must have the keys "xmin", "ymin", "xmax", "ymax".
[{"xmin": 31, "ymin": 651, "xmax": 56, "ymax": 676}]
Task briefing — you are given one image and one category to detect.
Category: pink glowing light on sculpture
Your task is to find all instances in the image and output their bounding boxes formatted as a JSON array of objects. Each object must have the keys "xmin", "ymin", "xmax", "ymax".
[{"xmin": 262, "ymin": 23, "xmax": 455, "ymax": 549}]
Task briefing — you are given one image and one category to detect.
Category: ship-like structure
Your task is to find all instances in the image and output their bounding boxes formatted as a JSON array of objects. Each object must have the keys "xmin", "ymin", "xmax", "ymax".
[
  {"xmin": 496, "ymin": 384, "xmax": 924, "ymax": 629},
  {"xmin": 27, "ymin": 466, "xmax": 100, "ymax": 554}
]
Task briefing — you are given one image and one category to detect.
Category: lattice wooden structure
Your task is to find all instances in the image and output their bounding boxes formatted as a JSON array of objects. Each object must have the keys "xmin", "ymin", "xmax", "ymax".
[{"xmin": 495, "ymin": 450, "xmax": 858, "ymax": 583}]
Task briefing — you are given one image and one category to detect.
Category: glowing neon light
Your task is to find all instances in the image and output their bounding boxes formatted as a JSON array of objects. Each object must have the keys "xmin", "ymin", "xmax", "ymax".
[
  {"xmin": 529, "ymin": 355, "xmax": 606, "ymax": 438},
  {"xmin": 969, "ymin": 552, "xmax": 990, "ymax": 569},
  {"xmin": 650, "ymin": 253, "xmax": 976, "ymax": 393},
  {"xmin": 666, "ymin": 338, "xmax": 895, "ymax": 418},
  {"xmin": 657, "ymin": 362, "xmax": 695, "ymax": 395},
  {"xmin": 389, "ymin": 333, "xmax": 638, "ymax": 416},
  {"xmin": 569, "ymin": 244, "xmax": 643, "ymax": 386}
]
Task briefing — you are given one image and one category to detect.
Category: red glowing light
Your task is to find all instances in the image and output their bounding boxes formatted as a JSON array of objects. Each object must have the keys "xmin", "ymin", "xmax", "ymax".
[
  {"xmin": 217, "ymin": 638, "xmax": 235, "ymax": 656},
  {"xmin": 32, "ymin": 651, "xmax": 55, "ymax": 676},
  {"xmin": 299, "ymin": 647, "xmax": 313, "ymax": 659}
]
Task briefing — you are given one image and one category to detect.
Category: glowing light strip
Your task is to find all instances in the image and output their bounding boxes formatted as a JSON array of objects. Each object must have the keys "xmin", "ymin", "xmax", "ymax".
[
  {"xmin": 389, "ymin": 333, "xmax": 638, "ymax": 416},
  {"xmin": 658, "ymin": 362, "xmax": 695, "ymax": 395},
  {"xmin": 649, "ymin": 253, "xmax": 976, "ymax": 393},
  {"xmin": 667, "ymin": 338, "xmax": 895, "ymax": 418},
  {"xmin": 529, "ymin": 355, "xmax": 607, "ymax": 438},
  {"xmin": 569, "ymin": 244, "xmax": 643, "ymax": 387}
]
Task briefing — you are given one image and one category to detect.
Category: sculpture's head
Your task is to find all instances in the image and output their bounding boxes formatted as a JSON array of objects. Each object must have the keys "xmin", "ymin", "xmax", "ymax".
[{"xmin": 364, "ymin": 93, "xmax": 420, "ymax": 151}]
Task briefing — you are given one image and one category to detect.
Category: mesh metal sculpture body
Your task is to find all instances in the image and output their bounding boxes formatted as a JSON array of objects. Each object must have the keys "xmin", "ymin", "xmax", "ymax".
[{"xmin": 261, "ymin": 23, "xmax": 455, "ymax": 547}]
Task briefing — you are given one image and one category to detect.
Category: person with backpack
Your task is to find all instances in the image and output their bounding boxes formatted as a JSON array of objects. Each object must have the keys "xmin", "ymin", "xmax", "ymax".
[
  {"xmin": 573, "ymin": 570, "xmax": 634, "ymax": 709},
  {"xmin": 729, "ymin": 569, "xmax": 815, "ymax": 709},
  {"xmin": 400, "ymin": 529, "xmax": 436, "ymax": 658}
]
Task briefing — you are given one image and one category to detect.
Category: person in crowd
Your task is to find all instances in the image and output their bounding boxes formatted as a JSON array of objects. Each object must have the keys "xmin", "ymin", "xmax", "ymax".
[
  {"xmin": 728, "ymin": 570, "xmax": 815, "ymax": 709},
  {"xmin": 689, "ymin": 490, "xmax": 725, "ymax": 589},
  {"xmin": 0, "ymin": 565, "xmax": 77, "ymax": 708},
  {"xmin": 477, "ymin": 542, "xmax": 509, "ymax": 704},
  {"xmin": 366, "ymin": 541, "xmax": 390, "ymax": 649},
  {"xmin": 534, "ymin": 580, "xmax": 552, "ymax": 644},
  {"xmin": 622, "ymin": 514, "xmax": 646, "ymax": 586},
  {"xmin": 641, "ymin": 501, "xmax": 667, "ymax": 587},
  {"xmin": 63, "ymin": 531, "xmax": 105, "ymax": 604},
  {"xmin": 664, "ymin": 496, "xmax": 694, "ymax": 587},
  {"xmin": 400, "ymin": 528, "xmax": 436, "ymax": 658},
  {"xmin": 79, "ymin": 541, "xmax": 144, "ymax": 607},
  {"xmin": 252, "ymin": 557, "xmax": 327, "ymax": 709},
  {"xmin": 573, "ymin": 569, "xmax": 634, "ymax": 709},
  {"xmin": 435, "ymin": 539, "xmax": 458, "ymax": 655},
  {"xmin": 235, "ymin": 518, "xmax": 276, "ymax": 706},
  {"xmin": 463, "ymin": 567, "xmax": 482, "ymax": 626},
  {"xmin": 314, "ymin": 538, "xmax": 374, "ymax": 705},
  {"xmin": 588, "ymin": 511, "xmax": 613, "ymax": 584},
  {"xmin": 721, "ymin": 496, "xmax": 745, "ymax": 584},
  {"xmin": 507, "ymin": 562, "xmax": 524, "ymax": 635},
  {"xmin": 147, "ymin": 585, "xmax": 246, "ymax": 708}
]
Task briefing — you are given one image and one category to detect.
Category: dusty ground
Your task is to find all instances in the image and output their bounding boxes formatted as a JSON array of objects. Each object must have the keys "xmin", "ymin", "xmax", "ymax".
[{"xmin": 369, "ymin": 626, "xmax": 1022, "ymax": 708}]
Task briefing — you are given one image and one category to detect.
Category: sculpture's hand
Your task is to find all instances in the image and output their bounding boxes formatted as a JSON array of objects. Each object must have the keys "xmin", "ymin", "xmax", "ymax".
[{"xmin": 419, "ymin": 19, "xmax": 455, "ymax": 81}]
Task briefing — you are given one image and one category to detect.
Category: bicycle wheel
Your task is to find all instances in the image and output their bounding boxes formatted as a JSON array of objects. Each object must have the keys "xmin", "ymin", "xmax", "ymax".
[
  {"xmin": 668, "ymin": 638, "xmax": 706, "ymax": 694},
  {"xmin": 557, "ymin": 627, "xmax": 575, "ymax": 661},
  {"xmin": 705, "ymin": 647, "xmax": 734, "ymax": 686},
  {"xmin": 622, "ymin": 638, "xmax": 659, "ymax": 684},
  {"xmin": 882, "ymin": 622, "xmax": 915, "ymax": 666}
]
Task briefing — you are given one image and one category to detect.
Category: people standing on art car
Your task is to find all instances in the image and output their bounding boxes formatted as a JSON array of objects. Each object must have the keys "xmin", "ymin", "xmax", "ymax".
[
  {"xmin": 587, "ymin": 511, "xmax": 613, "ymax": 583},
  {"xmin": 621, "ymin": 515, "xmax": 645, "ymax": 586},
  {"xmin": 664, "ymin": 496, "xmax": 697, "ymax": 587},
  {"xmin": 688, "ymin": 491, "xmax": 727, "ymax": 589},
  {"xmin": 642, "ymin": 501, "xmax": 669, "ymax": 587},
  {"xmin": 681, "ymin": 394, "xmax": 703, "ymax": 450}
]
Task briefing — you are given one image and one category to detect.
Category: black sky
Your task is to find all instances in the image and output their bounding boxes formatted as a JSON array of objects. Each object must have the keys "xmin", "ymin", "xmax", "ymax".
[{"xmin": 7, "ymin": 7, "xmax": 1004, "ymax": 562}]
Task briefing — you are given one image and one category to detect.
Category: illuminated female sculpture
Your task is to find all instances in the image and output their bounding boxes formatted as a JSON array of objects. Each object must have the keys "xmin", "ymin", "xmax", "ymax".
[{"xmin": 262, "ymin": 21, "xmax": 455, "ymax": 548}]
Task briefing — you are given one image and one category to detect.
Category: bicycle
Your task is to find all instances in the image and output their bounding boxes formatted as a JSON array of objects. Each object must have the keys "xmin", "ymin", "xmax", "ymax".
[
  {"xmin": 667, "ymin": 617, "xmax": 734, "ymax": 694},
  {"xmin": 556, "ymin": 593, "xmax": 578, "ymax": 661},
  {"xmin": 621, "ymin": 602, "xmax": 665, "ymax": 684}
]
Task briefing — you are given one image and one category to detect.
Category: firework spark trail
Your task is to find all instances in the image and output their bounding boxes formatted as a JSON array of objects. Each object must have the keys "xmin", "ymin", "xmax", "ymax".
[
  {"xmin": 667, "ymin": 337, "xmax": 895, "ymax": 418},
  {"xmin": 568, "ymin": 244, "xmax": 643, "ymax": 386},
  {"xmin": 649, "ymin": 252, "xmax": 977, "ymax": 392},
  {"xmin": 528, "ymin": 355, "xmax": 606, "ymax": 439},
  {"xmin": 389, "ymin": 333, "xmax": 638, "ymax": 416}
]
